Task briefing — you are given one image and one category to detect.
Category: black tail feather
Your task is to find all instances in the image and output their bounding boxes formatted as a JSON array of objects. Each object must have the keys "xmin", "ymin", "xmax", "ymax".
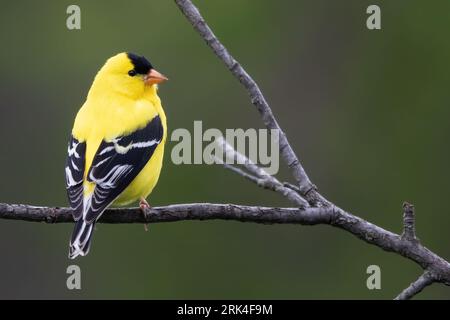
[{"xmin": 69, "ymin": 219, "xmax": 95, "ymax": 259}]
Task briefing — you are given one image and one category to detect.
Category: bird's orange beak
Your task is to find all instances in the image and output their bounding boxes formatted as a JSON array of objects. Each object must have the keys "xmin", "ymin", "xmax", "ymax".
[{"xmin": 145, "ymin": 69, "xmax": 168, "ymax": 85}]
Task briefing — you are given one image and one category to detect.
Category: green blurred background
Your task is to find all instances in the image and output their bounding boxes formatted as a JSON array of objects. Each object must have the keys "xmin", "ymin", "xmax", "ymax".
[{"xmin": 0, "ymin": 0, "xmax": 449, "ymax": 299}]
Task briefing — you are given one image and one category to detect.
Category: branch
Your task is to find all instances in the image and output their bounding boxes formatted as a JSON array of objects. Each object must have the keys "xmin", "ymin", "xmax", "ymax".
[
  {"xmin": 2, "ymin": 201, "xmax": 450, "ymax": 293},
  {"xmin": 0, "ymin": 202, "xmax": 332, "ymax": 224},
  {"xmin": 215, "ymin": 137, "xmax": 308, "ymax": 207},
  {"xmin": 172, "ymin": 0, "xmax": 450, "ymax": 298},
  {"xmin": 395, "ymin": 272, "xmax": 435, "ymax": 300},
  {"xmin": 174, "ymin": 0, "xmax": 315, "ymax": 197}
]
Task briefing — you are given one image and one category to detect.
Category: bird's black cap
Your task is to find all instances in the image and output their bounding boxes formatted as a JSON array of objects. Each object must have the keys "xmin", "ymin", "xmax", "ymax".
[{"xmin": 127, "ymin": 53, "xmax": 153, "ymax": 75}]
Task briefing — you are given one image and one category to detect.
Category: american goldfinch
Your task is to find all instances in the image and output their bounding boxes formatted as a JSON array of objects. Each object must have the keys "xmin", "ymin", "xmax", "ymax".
[{"xmin": 65, "ymin": 52, "xmax": 168, "ymax": 259}]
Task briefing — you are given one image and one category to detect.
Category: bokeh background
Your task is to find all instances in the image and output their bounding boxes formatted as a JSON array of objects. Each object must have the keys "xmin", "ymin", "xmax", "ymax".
[{"xmin": 0, "ymin": 0, "xmax": 449, "ymax": 299}]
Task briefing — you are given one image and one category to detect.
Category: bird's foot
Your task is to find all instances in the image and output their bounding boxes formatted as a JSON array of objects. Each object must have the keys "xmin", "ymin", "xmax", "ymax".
[{"xmin": 139, "ymin": 198, "xmax": 151, "ymax": 232}]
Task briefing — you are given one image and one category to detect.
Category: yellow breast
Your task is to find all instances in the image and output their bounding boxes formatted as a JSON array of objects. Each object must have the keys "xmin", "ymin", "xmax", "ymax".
[{"xmin": 72, "ymin": 84, "xmax": 167, "ymax": 204}]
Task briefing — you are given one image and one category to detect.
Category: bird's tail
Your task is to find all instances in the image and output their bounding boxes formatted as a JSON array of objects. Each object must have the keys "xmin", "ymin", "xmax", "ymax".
[{"xmin": 69, "ymin": 219, "xmax": 95, "ymax": 259}]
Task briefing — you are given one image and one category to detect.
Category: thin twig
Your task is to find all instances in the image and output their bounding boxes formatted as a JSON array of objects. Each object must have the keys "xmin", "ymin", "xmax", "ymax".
[
  {"xmin": 395, "ymin": 272, "xmax": 435, "ymax": 300},
  {"xmin": 219, "ymin": 161, "xmax": 308, "ymax": 207},
  {"xmin": 217, "ymin": 160, "xmax": 262, "ymax": 185},
  {"xmin": 217, "ymin": 136, "xmax": 276, "ymax": 182},
  {"xmin": 215, "ymin": 137, "xmax": 308, "ymax": 207},
  {"xmin": 283, "ymin": 182, "xmax": 301, "ymax": 193}
]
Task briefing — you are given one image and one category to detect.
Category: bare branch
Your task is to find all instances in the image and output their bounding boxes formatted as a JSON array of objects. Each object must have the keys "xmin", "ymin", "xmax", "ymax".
[
  {"xmin": 283, "ymin": 182, "xmax": 301, "ymax": 193},
  {"xmin": 219, "ymin": 161, "xmax": 308, "ymax": 207},
  {"xmin": 174, "ymin": 0, "xmax": 315, "ymax": 196},
  {"xmin": 395, "ymin": 272, "xmax": 435, "ymax": 300},
  {"xmin": 2, "ymin": 201, "xmax": 450, "ymax": 290},
  {"xmin": 172, "ymin": 0, "xmax": 450, "ymax": 297},
  {"xmin": 217, "ymin": 136, "xmax": 273, "ymax": 181},
  {"xmin": 215, "ymin": 137, "xmax": 308, "ymax": 207},
  {"xmin": 217, "ymin": 160, "xmax": 262, "ymax": 184},
  {"xmin": 0, "ymin": 202, "xmax": 331, "ymax": 225}
]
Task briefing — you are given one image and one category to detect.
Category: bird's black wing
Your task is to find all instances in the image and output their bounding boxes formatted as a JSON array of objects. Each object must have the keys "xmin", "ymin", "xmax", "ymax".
[
  {"xmin": 84, "ymin": 115, "xmax": 164, "ymax": 223},
  {"xmin": 65, "ymin": 136, "xmax": 87, "ymax": 221}
]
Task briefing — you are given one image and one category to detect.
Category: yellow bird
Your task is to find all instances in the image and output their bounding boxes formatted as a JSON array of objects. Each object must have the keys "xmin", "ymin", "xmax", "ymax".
[{"xmin": 65, "ymin": 52, "xmax": 168, "ymax": 259}]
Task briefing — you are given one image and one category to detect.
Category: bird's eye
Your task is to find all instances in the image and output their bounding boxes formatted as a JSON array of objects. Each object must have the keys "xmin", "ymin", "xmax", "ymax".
[{"xmin": 128, "ymin": 70, "xmax": 137, "ymax": 77}]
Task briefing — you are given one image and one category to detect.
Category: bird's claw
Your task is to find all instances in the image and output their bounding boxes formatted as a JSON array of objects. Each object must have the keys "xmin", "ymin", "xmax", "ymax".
[{"xmin": 139, "ymin": 198, "xmax": 151, "ymax": 232}]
